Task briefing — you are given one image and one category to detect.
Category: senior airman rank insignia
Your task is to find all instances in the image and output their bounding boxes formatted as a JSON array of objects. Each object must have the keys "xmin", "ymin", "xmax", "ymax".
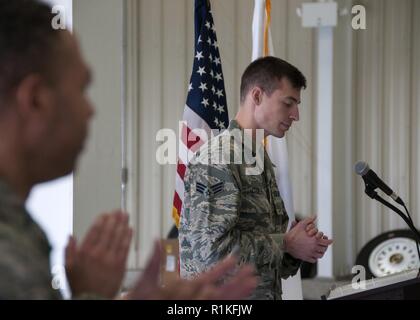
[{"xmin": 196, "ymin": 181, "xmax": 224, "ymax": 196}]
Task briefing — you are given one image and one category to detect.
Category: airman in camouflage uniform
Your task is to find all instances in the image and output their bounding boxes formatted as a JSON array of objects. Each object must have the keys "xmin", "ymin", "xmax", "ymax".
[
  {"xmin": 179, "ymin": 120, "xmax": 301, "ymax": 300},
  {"xmin": 179, "ymin": 57, "xmax": 333, "ymax": 300}
]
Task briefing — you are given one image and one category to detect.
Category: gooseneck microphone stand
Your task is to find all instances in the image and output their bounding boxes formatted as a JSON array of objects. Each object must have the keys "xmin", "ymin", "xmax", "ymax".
[{"xmin": 363, "ymin": 184, "xmax": 420, "ymax": 277}]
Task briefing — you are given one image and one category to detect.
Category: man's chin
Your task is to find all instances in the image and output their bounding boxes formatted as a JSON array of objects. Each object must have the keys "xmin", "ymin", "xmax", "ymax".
[
  {"xmin": 36, "ymin": 168, "xmax": 74, "ymax": 185},
  {"xmin": 271, "ymin": 131, "xmax": 285, "ymax": 139},
  {"xmin": 57, "ymin": 157, "xmax": 79, "ymax": 179}
]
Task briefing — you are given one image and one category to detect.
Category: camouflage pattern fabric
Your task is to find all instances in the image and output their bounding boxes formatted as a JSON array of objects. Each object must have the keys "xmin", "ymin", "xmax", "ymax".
[
  {"xmin": 179, "ymin": 120, "xmax": 301, "ymax": 300},
  {"xmin": 0, "ymin": 179, "xmax": 61, "ymax": 299}
]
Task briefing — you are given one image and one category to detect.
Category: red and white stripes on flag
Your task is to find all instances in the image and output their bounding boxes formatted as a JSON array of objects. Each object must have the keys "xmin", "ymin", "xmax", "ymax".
[{"xmin": 173, "ymin": 115, "xmax": 211, "ymax": 228}]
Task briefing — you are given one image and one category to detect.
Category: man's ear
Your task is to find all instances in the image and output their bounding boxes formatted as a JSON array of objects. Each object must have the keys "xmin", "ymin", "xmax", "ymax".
[
  {"xmin": 250, "ymin": 87, "xmax": 263, "ymax": 106},
  {"xmin": 15, "ymin": 74, "xmax": 54, "ymax": 121}
]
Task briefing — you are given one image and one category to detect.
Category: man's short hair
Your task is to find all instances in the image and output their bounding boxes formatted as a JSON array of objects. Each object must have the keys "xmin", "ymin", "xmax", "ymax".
[
  {"xmin": 0, "ymin": 0, "xmax": 60, "ymax": 105},
  {"xmin": 240, "ymin": 56, "xmax": 307, "ymax": 103}
]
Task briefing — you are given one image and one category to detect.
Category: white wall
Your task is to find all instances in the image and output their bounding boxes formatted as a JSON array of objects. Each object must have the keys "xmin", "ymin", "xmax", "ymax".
[
  {"xmin": 72, "ymin": 0, "xmax": 135, "ymax": 267},
  {"xmin": 354, "ymin": 0, "xmax": 419, "ymax": 257}
]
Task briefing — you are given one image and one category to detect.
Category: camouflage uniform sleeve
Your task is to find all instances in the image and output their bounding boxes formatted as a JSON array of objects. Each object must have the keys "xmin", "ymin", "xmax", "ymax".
[
  {"xmin": 280, "ymin": 252, "xmax": 301, "ymax": 278},
  {"xmin": 179, "ymin": 162, "xmax": 298, "ymax": 277},
  {"xmin": 269, "ymin": 227, "xmax": 301, "ymax": 279},
  {"xmin": 0, "ymin": 241, "xmax": 60, "ymax": 299}
]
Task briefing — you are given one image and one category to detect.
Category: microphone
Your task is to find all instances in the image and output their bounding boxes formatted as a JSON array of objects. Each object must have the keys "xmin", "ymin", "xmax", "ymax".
[{"xmin": 354, "ymin": 161, "xmax": 404, "ymax": 206}]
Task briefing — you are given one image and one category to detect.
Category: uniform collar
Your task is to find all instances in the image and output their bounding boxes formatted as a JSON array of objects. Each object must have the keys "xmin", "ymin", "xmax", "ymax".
[
  {"xmin": 0, "ymin": 178, "xmax": 32, "ymax": 226},
  {"xmin": 227, "ymin": 120, "xmax": 265, "ymax": 154},
  {"xmin": 0, "ymin": 179, "xmax": 25, "ymax": 208},
  {"xmin": 227, "ymin": 120, "xmax": 271, "ymax": 174}
]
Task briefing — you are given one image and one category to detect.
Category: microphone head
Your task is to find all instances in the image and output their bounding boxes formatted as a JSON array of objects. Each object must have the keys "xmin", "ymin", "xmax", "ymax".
[{"xmin": 355, "ymin": 161, "xmax": 370, "ymax": 176}]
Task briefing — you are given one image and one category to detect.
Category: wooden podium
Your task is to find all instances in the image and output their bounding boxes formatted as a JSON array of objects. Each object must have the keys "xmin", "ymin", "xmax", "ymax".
[{"xmin": 324, "ymin": 270, "xmax": 420, "ymax": 300}]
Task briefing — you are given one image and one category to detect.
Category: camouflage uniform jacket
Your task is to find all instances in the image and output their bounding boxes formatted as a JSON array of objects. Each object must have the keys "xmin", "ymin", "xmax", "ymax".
[
  {"xmin": 0, "ymin": 179, "xmax": 61, "ymax": 299},
  {"xmin": 179, "ymin": 120, "xmax": 301, "ymax": 300}
]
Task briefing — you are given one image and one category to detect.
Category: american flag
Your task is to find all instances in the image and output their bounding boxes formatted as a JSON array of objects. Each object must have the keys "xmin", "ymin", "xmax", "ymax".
[{"xmin": 172, "ymin": 0, "xmax": 229, "ymax": 227}]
